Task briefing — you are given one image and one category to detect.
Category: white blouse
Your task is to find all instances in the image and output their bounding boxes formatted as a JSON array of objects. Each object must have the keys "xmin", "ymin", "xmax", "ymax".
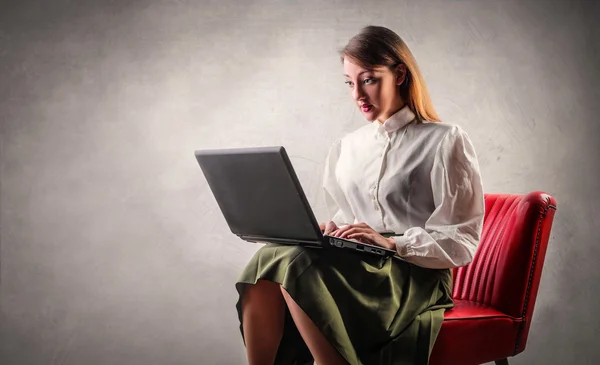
[{"xmin": 323, "ymin": 105, "xmax": 485, "ymax": 269}]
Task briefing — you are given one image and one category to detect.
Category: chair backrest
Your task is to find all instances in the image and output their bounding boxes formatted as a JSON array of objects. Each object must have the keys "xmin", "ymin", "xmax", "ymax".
[{"xmin": 451, "ymin": 191, "xmax": 557, "ymax": 353}]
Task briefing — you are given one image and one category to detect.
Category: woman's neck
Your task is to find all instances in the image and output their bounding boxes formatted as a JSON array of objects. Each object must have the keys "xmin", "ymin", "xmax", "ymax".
[{"xmin": 377, "ymin": 99, "xmax": 406, "ymax": 124}]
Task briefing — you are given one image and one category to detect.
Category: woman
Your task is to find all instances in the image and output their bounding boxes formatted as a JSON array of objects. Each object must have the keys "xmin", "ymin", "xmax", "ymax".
[{"xmin": 235, "ymin": 25, "xmax": 485, "ymax": 365}]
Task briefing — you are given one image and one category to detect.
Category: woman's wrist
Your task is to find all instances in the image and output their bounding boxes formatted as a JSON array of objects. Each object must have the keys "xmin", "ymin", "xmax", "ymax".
[{"xmin": 386, "ymin": 237, "xmax": 396, "ymax": 251}]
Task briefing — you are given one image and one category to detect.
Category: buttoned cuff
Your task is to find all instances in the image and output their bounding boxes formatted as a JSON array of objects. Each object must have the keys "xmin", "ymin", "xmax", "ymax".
[{"xmin": 392, "ymin": 235, "xmax": 415, "ymax": 257}]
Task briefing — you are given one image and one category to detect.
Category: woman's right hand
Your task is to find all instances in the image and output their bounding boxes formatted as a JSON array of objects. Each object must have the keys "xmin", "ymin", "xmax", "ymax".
[{"xmin": 321, "ymin": 221, "xmax": 339, "ymax": 235}]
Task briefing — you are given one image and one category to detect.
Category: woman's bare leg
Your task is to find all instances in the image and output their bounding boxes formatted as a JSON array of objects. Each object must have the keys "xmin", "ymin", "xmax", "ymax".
[
  {"xmin": 280, "ymin": 286, "xmax": 348, "ymax": 365},
  {"xmin": 242, "ymin": 280, "xmax": 286, "ymax": 365}
]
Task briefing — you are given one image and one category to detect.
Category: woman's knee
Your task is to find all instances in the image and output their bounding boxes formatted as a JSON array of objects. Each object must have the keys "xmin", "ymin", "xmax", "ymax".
[{"xmin": 244, "ymin": 280, "xmax": 283, "ymax": 305}]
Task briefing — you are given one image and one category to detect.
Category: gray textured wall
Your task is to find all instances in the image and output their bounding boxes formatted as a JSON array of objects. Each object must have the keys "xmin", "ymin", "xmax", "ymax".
[{"xmin": 1, "ymin": 0, "xmax": 599, "ymax": 364}]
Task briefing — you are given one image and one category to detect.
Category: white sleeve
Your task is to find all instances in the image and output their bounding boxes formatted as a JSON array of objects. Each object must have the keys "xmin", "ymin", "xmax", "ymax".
[
  {"xmin": 322, "ymin": 139, "xmax": 355, "ymax": 226},
  {"xmin": 392, "ymin": 125, "xmax": 485, "ymax": 269}
]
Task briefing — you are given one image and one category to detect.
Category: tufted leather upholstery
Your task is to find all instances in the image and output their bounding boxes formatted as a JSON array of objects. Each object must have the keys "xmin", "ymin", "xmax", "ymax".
[{"xmin": 429, "ymin": 192, "xmax": 557, "ymax": 365}]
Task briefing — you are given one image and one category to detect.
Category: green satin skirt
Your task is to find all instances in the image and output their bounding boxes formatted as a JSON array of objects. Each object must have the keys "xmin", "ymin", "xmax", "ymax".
[{"xmin": 235, "ymin": 243, "xmax": 453, "ymax": 365}]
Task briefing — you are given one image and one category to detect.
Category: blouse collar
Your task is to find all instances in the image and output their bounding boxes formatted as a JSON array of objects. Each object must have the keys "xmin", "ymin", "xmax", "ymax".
[{"xmin": 374, "ymin": 105, "xmax": 417, "ymax": 134}]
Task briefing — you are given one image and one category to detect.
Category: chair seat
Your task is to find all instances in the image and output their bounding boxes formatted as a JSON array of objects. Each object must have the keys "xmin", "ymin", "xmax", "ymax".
[{"xmin": 429, "ymin": 300, "xmax": 523, "ymax": 365}]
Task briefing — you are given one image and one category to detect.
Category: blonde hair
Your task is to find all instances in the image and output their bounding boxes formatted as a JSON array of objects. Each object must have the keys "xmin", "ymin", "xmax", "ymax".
[{"xmin": 340, "ymin": 26, "xmax": 441, "ymax": 123}]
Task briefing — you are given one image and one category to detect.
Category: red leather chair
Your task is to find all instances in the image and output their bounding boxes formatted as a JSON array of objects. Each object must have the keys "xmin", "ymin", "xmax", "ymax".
[{"xmin": 429, "ymin": 192, "xmax": 557, "ymax": 365}]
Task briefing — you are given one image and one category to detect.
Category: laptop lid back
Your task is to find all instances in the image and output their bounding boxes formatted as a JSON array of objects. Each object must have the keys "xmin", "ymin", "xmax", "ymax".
[{"xmin": 194, "ymin": 146, "xmax": 323, "ymax": 243}]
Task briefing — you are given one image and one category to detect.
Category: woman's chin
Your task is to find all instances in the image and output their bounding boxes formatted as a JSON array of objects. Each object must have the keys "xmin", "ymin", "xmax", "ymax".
[{"xmin": 361, "ymin": 109, "xmax": 378, "ymax": 122}]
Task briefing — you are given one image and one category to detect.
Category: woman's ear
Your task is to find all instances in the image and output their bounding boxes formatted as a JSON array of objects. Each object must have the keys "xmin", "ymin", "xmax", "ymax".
[{"xmin": 395, "ymin": 64, "xmax": 407, "ymax": 86}]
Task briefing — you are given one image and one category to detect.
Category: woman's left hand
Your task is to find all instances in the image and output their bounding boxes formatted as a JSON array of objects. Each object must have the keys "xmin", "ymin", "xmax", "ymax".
[{"xmin": 331, "ymin": 222, "xmax": 396, "ymax": 251}]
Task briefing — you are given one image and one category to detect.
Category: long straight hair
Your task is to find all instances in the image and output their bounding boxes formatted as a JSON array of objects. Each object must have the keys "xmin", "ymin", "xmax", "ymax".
[{"xmin": 340, "ymin": 26, "xmax": 441, "ymax": 123}]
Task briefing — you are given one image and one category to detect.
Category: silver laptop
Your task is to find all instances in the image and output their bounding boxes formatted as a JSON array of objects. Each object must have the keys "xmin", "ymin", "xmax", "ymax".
[{"xmin": 194, "ymin": 146, "xmax": 397, "ymax": 258}]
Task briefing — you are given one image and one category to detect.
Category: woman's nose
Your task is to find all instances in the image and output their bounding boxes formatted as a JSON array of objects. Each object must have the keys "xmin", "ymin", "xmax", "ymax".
[{"xmin": 352, "ymin": 85, "xmax": 365, "ymax": 101}]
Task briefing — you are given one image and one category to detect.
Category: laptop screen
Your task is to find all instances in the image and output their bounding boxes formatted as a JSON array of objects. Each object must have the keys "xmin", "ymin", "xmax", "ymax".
[{"xmin": 195, "ymin": 146, "xmax": 323, "ymax": 242}]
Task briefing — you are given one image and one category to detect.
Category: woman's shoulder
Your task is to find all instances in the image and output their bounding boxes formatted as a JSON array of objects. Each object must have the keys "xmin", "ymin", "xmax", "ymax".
[
  {"xmin": 337, "ymin": 123, "xmax": 374, "ymax": 145},
  {"xmin": 414, "ymin": 120, "xmax": 459, "ymax": 132},
  {"xmin": 411, "ymin": 120, "xmax": 469, "ymax": 141}
]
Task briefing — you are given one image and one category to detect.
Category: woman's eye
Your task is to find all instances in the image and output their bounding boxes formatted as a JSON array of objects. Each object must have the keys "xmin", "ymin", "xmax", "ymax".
[
  {"xmin": 363, "ymin": 78, "xmax": 374, "ymax": 84},
  {"xmin": 345, "ymin": 81, "xmax": 353, "ymax": 87}
]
